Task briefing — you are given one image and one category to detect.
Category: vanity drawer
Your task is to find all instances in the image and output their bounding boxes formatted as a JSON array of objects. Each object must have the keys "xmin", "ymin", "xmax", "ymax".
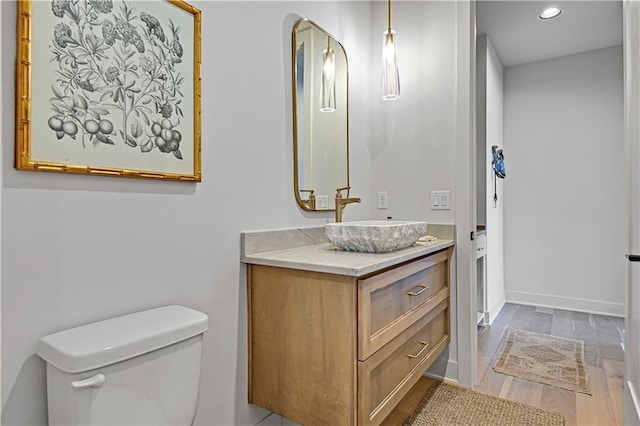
[
  {"xmin": 358, "ymin": 249, "xmax": 451, "ymax": 360},
  {"xmin": 357, "ymin": 299, "xmax": 449, "ymax": 426}
]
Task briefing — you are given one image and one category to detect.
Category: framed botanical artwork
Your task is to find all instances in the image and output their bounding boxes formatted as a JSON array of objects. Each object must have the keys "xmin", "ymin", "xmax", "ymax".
[{"xmin": 15, "ymin": 0, "xmax": 202, "ymax": 181}]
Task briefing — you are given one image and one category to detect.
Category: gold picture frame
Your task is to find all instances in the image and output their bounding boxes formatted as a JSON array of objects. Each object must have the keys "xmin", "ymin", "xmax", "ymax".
[{"xmin": 15, "ymin": 0, "xmax": 202, "ymax": 181}]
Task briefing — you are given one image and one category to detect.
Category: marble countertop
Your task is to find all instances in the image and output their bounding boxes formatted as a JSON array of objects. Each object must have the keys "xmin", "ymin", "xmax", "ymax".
[{"xmin": 241, "ymin": 225, "xmax": 454, "ymax": 277}]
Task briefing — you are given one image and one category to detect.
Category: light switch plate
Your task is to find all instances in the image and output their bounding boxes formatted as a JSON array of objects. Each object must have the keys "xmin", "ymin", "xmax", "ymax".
[
  {"xmin": 430, "ymin": 191, "xmax": 450, "ymax": 210},
  {"xmin": 440, "ymin": 192, "xmax": 448, "ymax": 207},
  {"xmin": 377, "ymin": 191, "xmax": 389, "ymax": 209}
]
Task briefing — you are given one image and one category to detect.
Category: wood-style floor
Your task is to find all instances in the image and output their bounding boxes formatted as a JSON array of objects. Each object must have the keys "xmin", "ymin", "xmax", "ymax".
[{"xmin": 382, "ymin": 303, "xmax": 625, "ymax": 426}]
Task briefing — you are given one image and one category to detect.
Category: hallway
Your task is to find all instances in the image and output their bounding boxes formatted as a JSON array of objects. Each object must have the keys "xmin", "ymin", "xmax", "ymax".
[
  {"xmin": 476, "ymin": 303, "xmax": 624, "ymax": 425},
  {"xmin": 383, "ymin": 303, "xmax": 624, "ymax": 425}
]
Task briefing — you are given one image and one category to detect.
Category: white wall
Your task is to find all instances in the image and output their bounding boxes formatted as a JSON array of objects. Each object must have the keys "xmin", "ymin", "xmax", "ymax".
[
  {"xmin": 370, "ymin": 1, "xmax": 457, "ymax": 224},
  {"xmin": 483, "ymin": 37, "xmax": 505, "ymax": 322},
  {"xmin": 1, "ymin": 1, "xmax": 464, "ymax": 425},
  {"xmin": 623, "ymin": 2, "xmax": 640, "ymax": 424},
  {"xmin": 477, "ymin": 34, "xmax": 506, "ymax": 323},
  {"xmin": 1, "ymin": 2, "xmax": 374, "ymax": 425},
  {"xmin": 0, "ymin": 0, "xmax": 4, "ymax": 406},
  {"xmin": 370, "ymin": 1, "xmax": 459, "ymax": 380},
  {"xmin": 476, "ymin": 36, "xmax": 487, "ymax": 228},
  {"xmin": 503, "ymin": 46, "xmax": 626, "ymax": 316}
]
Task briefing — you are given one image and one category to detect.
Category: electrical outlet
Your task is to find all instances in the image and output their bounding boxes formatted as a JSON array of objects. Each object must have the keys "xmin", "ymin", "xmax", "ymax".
[
  {"xmin": 377, "ymin": 191, "xmax": 389, "ymax": 209},
  {"xmin": 316, "ymin": 195, "xmax": 329, "ymax": 210}
]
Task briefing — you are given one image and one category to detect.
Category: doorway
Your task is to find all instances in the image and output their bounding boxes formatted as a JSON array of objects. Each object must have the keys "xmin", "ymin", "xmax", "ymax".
[{"xmin": 472, "ymin": 0, "xmax": 625, "ymax": 385}]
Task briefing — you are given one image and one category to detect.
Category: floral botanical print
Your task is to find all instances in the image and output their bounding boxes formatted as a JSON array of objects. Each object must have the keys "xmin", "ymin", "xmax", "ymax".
[{"xmin": 48, "ymin": 0, "xmax": 186, "ymax": 160}]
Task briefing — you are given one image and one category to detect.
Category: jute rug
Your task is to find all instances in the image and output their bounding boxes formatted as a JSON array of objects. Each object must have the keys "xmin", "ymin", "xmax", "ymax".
[
  {"xmin": 404, "ymin": 382, "xmax": 564, "ymax": 426},
  {"xmin": 493, "ymin": 328, "xmax": 591, "ymax": 394}
]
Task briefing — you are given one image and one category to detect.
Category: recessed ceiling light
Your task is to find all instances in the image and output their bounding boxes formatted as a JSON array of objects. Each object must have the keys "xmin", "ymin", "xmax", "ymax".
[{"xmin": 539, "ymin": 7, "xmax": 563, "ymax": 19}]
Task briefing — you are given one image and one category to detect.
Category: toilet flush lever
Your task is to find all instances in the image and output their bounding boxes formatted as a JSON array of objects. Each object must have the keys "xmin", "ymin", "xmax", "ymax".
[{"xmin": 71, "ymin": 373, "xmax": 106, "ymax": 389}]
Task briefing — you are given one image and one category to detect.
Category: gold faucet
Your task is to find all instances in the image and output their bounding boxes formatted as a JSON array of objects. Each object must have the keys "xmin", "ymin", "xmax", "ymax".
[
  {"xmin": 335, "ymin": 186, "xmax": 361, "ymax": 223},
  {"xmin": 300, "ymin": 189, "xmax": 316, "ymax": 210}
]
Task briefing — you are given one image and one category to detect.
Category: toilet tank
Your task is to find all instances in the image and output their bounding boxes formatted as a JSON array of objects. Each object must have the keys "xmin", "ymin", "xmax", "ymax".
[{"xmin": 37, "ymin": 305, "xmax": 208, "ymax": 426}]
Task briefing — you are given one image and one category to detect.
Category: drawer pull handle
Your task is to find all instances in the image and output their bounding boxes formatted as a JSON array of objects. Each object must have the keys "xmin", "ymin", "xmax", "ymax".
[
  {"xmin": 407, "ymin": 284, "xmax": 430, "ymax": 296},
  {"xmin": 406, "ymin": 341, "xmax": 430, "ymax": 359}
]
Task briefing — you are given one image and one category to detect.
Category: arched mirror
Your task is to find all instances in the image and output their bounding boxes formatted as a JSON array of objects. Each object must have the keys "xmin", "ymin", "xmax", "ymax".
[{"xmin": 292, "ymin": 18, "xmax": 349, "ymax": 211}]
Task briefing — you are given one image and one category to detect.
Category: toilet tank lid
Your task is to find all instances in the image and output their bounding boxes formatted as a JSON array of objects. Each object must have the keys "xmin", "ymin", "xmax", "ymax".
[{"xmin": 36, "ymin": 305, "xmax": 209, "ymax": 373}]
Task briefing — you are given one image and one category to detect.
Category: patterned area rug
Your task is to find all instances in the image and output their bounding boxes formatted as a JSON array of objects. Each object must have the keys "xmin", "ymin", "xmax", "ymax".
[
  {"xmin": 493, "ymin": 328, "xmax": 591, "ymax": 394},
  {"xmin": 405, "ymin": 382, "xmax": 565, "ymax": 426}
]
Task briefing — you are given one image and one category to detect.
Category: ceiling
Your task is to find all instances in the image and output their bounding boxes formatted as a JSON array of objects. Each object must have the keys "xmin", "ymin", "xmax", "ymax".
[{"xmin": 476, "ymin": 0, "xmax": 623, "ymax": 67}]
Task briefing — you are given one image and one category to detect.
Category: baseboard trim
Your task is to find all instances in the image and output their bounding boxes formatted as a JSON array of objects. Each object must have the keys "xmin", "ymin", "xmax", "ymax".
[
  {"xmin": 487, "ymin": 295, "xmax": 506, "ymax": 325},
  {"xmin": 626, "ymin": 380, "xmax": 640, "ymax": 426},
  {"xmin": 425, "ymin": 357, "xmax": 458, "ymax": 383},
  {"xmin": 505, "ymin": 290, "xmax": 625, "ymax": 317},
  {"xmin": 255, "ymin": 413, "xmax": 280, "ymax": 426}
]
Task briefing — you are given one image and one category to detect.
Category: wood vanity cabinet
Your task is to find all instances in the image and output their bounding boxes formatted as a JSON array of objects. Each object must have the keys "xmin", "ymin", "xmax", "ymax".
[{"xmin": 247, "ymin": 247, "xmax": 453, "ymax": 426}]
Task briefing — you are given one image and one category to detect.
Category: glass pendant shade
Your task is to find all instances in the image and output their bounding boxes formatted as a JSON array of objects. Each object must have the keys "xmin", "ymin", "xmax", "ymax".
[
  {"xmin": 382, "ymin": 29, "xmax": 400, "ymax": 100},
  {"xmin": 320, "ymin": 47, "xmax": 336, "ymax": 112}
]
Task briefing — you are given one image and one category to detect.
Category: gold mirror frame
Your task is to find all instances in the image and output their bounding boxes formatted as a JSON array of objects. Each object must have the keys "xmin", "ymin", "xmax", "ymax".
[
  {"xmin": 15, "ymin": 0, "xmax": 202, "ymax": 181},
  {"xmin": 292, "ymin": 18, "xmax": 349, "ymax": 211}
]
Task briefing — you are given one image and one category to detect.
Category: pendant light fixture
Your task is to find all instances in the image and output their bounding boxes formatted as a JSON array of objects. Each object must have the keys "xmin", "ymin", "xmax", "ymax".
[
  {"xmin": 382, "ymin": 0, "xmax": 400, "ymax": 100},
  {"xmin": 320, "ymin": 36, "xmax": 336, "ymax": 112}
]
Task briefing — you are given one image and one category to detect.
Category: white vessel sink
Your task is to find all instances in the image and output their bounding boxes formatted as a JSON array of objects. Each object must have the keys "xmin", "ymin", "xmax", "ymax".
[{"xmin": 325, "ymin": 220, "xmax": 427, "ymax": 253}]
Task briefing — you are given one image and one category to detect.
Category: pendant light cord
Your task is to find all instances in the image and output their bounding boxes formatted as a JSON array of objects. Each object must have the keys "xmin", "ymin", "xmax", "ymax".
[{"xmin": 388, "ymin": 0, "xmax": 392, "ymax": 31}]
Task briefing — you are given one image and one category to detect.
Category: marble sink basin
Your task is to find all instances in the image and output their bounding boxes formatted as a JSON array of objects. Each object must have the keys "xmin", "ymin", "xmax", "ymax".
[{"xmin": 325, "ymin": 220, "xmax": 428, "ymax": 253}]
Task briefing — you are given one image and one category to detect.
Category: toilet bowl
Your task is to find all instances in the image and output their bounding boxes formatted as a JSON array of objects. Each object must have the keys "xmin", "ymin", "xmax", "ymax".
[{"xmin": 37, "ymin": 305, "xmax": 208, "ymax": 425}]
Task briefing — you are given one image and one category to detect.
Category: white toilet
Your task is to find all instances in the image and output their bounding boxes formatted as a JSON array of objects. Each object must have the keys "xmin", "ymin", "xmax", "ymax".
[{"xmin": 37, "ymin": 305, "xmax": 208, "ymax": 425}]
